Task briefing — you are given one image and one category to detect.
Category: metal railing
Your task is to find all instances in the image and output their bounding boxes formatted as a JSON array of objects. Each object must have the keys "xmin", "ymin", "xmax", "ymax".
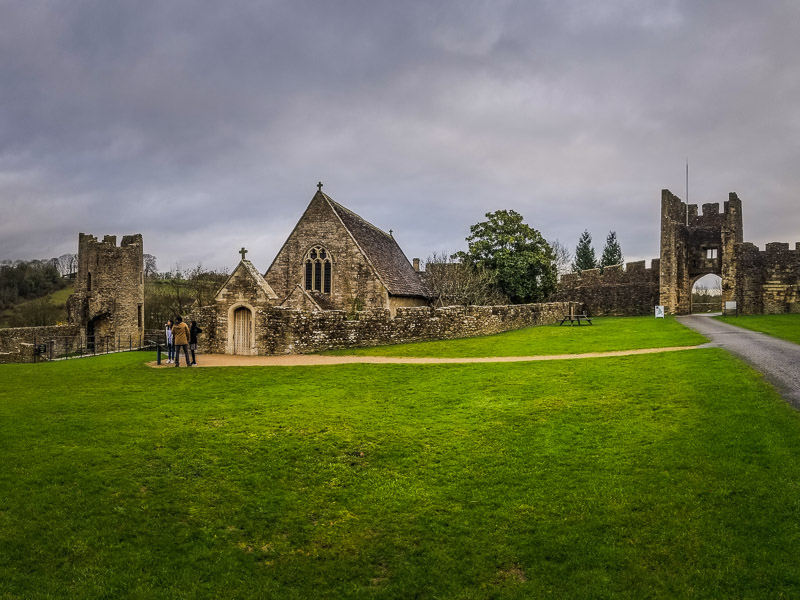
[{"xmin": 30, "ymin": 329, "xmax": 166, "ymax": 362}]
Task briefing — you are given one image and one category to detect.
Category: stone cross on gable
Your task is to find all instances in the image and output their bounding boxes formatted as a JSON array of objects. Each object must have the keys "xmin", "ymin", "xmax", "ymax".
[
  {"xmin": 317, "ymin": 181, "xmax": 323, "ymax": 192},
  {"xmin": 239, "ymin": 247, "xmax": 248, "ymax": 261}
]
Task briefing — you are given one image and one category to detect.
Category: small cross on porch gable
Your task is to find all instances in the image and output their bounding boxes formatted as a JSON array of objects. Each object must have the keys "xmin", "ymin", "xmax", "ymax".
[{"xmin": 239, "ymin": 247, "xmax": 248, "ymax": 261}]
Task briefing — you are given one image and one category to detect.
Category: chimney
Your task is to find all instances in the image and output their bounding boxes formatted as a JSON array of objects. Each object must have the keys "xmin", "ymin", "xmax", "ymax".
[{"xmin": 412, "ymin": 258, "xmax": 420, "ymax": 272}]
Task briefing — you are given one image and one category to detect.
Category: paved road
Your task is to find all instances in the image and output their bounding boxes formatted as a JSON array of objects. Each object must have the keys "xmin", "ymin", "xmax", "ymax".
[{"xmin": 678, "ymin": 314, "xmax": 800, "ymax": 409}]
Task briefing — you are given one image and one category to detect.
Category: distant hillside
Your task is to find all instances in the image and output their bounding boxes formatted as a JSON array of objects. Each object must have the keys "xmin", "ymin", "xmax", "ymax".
[{"xmin": 0, "ymin": 285, "xmax": 74, "ymax": 328}]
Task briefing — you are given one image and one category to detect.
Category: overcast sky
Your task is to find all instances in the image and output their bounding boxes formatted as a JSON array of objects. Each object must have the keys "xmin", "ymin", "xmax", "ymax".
[{"xmin": 1, "ymin": 0, "xmax": 798, "ymax": 273}]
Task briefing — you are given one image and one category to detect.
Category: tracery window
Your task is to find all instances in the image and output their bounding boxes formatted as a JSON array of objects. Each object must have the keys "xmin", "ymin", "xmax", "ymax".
[{"xmin": 304, "ymin": 246, "xmax": 333, "ymax": 293}]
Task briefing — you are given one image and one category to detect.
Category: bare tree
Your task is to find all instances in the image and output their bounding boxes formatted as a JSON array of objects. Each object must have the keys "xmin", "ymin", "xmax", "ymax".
[
  {"xmin": 143, "ymin": 254, "xmax": 159, "ymax": 280},
  {"xmin": 55, "ymin": 253, "xmax": 77, "ymax": 277},
  {"xmin": 143, "ymin": 263, "xmax": 228, "ymax": 328},
  {"xmin": 185, "ymin": 263, "xmax": 228, "ymax": 307},
  {"xmin": 423, "ymin": 252, "xmax": 507, "ymax": 306},
  {"xmin": 549, "ymin": 239, "xmax": 572, "ymax": 277}
]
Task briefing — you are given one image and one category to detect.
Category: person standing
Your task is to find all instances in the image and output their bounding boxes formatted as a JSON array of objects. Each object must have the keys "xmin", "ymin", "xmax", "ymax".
[
  {"xmin": 171, "ymin": 316, "xmax": 191, "ymax": 367},
  {"xmin": 189, "ymin": 321, "xmax": 203, "ymax": 365},
  {"xmin": 165, "ymin": 319, "xmax": 174, "ymax": 364}
]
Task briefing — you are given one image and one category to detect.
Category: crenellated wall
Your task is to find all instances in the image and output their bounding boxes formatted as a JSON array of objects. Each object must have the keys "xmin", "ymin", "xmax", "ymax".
[
  {"xmin": 66, "ymin": 233, "xmax": 144, "ymax": 349},
  {"xmin": 553, "ymin": 260, "xmax": 660, "ymax": 316},
  {"xmin": 193, "ymin": 302, "xmax": 574, "ymax": 356},
  {"xmin": 733, "ymin": 242, "xmax": 800, "ymax": 314}
]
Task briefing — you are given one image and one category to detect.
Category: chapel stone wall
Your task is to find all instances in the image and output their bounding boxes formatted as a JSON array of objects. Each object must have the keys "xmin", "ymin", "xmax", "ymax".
[{"xmin": 194, "ymin": 301, "xmax": 573, "ymax": 356}]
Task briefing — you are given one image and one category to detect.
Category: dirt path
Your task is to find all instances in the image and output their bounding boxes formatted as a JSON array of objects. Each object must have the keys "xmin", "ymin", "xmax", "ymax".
[{"xmin": 150, "ymin": 344, "xmax": 707, "ymax": 368}]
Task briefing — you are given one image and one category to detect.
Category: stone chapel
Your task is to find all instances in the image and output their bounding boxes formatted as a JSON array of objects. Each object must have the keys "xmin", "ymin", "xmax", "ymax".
[
  {"xmin": 264, "ymin": 185, "xmax": 431, "ymax": 313},
  {"xmin": 195, "ymin": 186, "xmax": 431, "ymax": 355}
]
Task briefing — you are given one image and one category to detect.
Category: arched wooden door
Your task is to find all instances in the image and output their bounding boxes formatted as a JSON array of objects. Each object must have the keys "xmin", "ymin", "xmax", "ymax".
[{"xmin": 232, "ymin": 306, "xmax": 252, "ymax": 355}]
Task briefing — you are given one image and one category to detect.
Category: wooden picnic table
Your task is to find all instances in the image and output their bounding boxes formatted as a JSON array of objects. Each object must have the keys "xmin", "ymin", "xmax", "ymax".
[{"xmin": 559, "ymin": 313, "xmax": 593, "ymax": 326}]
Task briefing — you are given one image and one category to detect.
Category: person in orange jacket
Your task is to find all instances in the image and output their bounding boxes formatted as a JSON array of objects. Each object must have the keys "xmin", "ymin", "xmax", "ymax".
[{"xmin": 171, "ymin": 316, "xmax": 191, "ymax": 367}]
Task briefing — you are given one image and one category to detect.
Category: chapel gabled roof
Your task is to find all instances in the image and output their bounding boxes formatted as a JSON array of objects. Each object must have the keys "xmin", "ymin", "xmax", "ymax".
[
  {"xmin": 319, "ymin": 192, "xmax": 430, "ymax": 298},
  {"xmin": 214, "ymin": 259, "xmax": 278, "ymax": 303}
]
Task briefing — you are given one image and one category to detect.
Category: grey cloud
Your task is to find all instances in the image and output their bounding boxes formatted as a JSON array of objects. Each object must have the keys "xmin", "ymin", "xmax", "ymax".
[{"xmin": 1, "ymin": 0, "xmax": 798, "ymax": 270}]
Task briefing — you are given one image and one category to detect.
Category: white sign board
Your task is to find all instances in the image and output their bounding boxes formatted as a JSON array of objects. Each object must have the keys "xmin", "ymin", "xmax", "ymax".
[
  {"xmin": 725, "ymin": 301, "xmax": 737, "ymax": 311},
  {"xmin": 655, "ymin": 305, "xmax": 665, "ymax": 319}
]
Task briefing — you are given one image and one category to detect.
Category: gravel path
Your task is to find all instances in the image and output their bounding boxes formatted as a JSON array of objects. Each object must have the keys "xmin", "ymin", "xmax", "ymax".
[
  {"xmin": 151, "ymin": 345, "xmax": 701, "ymax": 368},
  {"xmin": 678, "ymin": 314, "xmax": 800, "ymax": 409}
]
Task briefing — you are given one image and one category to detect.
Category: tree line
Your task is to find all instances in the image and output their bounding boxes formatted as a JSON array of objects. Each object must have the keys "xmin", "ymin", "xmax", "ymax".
[
  {"xmin": 0, "ymin": 253, "xmax": 228, "ymax": 329},
  {"xmin": 424, "ymin": 211, "xmax": 624, "ymax": 306},
  {"xmin": 0, "ymin": 259, "xmax": 69, "ymax": 312},
  {"xmin": 572, "ymin": 230, "xmax": 623, "ymax": 272},
  {"xmin": 143, "ymin": 263, "xmax": 228, "ymax": 330}
]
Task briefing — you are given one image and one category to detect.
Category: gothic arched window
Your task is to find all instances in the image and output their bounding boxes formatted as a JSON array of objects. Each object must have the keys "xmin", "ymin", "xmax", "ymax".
[{"xmin": 304, "ymin": 246, "xmax": 333, "ymax": 293}]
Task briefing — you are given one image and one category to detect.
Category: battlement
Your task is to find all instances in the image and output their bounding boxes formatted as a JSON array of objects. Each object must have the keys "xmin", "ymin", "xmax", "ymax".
[
  {"xmin": 559, "ymin": 258, "xmax": 661, "ymax": 285},
  {"xmin": 662, "ymin": 189, "xmax": 742, "ymax": 231},
  {"xmin": 732, "ymin": 240, "xmax": 800, "ymax": 314},
  {"xmin": 67, "ymin": 232, "xmax": 145, "ymax": 348},
  {"xmin": 79, "ymin": 232, "xmax": 143, "ymax": 248},
  {"xmin": 554, "ymin": 259, "xmax": 660, "ymax": 316},
  {"xmin": 737, "ymin": 241, "xmax": 800, "ymax": 255}
]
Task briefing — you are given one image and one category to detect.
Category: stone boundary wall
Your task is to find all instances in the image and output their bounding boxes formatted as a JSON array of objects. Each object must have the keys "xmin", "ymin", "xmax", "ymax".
[
  {"xmin": 0, "ymin": 324, "xmax": 81, "ymax": 364},
  {"xmin": 553, "ymin": 261, "xmax": 660, "ymax": 316},
  {"xmin": 734, "ymin": 242, "xmax": 800, "ymax": 314},
  {"xmin": 194, "ymin": 302, "xmax": 574, "ymax": 356}
]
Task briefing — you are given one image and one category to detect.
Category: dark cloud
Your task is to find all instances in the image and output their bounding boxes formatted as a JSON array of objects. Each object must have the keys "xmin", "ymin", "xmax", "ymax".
[{"xmin": 1, "ymin": 0, "xmax": 798, "ymax": 271}]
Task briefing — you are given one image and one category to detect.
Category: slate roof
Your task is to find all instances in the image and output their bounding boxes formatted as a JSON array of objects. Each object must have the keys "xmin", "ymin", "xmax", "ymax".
[
  {"xmin": 321, "ymin": 193, "xmax": 430, "ymax": 298},
  {"xmin": 278, "ymin": 285, "xmax": 328, "ymax": 311}
]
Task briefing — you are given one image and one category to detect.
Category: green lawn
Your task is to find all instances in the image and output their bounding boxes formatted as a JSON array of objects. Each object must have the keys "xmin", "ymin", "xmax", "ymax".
[
  {"xmin": 715, "ymin": 313, "xmax": 800, "ymax": 345},
  {"xmin": 324, "ymin": 316, "xmax": 707, "ymax": 357},
  {"xmin": 2, "ymin": 343, "xmax": 800, "ymax": 598}
]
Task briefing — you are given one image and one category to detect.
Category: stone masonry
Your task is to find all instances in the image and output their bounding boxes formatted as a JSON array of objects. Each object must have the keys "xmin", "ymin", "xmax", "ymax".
[
  {"xmin": 555, "ymin": 189, "xmax": 797, "ymax": 316},
  {"xmin": 192, "ymin": 301, "xmax": 574, "ymax": 356},
  {"xmin": 659, "ymin": 190, "xmax": 743, "ymax": 314},
  {"xmin": 732, "ymin": 242, "xmax": 800, "ymax": 314},
  {"xmin": 0, "ymin": 324, "xmax": 81, "ymax": 364},
  {"xmin": 67, "ymin": 233, "xmax": 145, "ymax": 349},
  {"xmin": 0, "ymin": 232, "xmax": 145, "ymax": 363},
  {"xmin": 553, "ymin": 260, "xmax": 660, "ymax": 316}
]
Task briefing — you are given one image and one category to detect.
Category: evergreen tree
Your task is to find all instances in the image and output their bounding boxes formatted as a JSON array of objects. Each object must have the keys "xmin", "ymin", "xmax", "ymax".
[
  {"xmin": 599, "ymin": 231, "xmax": 623, "ymax": 268},
  {"xmin": 571, "ymin": 230, "xmax": 597, "ymax": 272}
]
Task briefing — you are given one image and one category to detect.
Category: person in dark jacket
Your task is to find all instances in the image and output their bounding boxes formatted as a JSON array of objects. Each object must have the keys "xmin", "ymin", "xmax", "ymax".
[{"xmin": 189, "ymin": 321, "xmax": 203, "ymax": 365}]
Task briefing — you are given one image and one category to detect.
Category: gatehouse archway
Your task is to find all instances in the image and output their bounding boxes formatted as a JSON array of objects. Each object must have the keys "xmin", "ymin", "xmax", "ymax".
[{"xmin": 691, "ymin": 273, "xmax": 722, "ymax": 314}]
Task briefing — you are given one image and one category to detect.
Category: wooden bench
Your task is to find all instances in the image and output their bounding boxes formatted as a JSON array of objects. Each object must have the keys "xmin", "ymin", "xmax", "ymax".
[{"xmin": 559, "ymin": 314, "xmax": 593, "ymax": 326}]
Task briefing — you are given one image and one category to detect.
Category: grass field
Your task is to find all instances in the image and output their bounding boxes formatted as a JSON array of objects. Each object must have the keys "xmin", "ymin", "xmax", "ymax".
[
  {"xmin": 715, "ymin": 313, "xmax": 800, "ymax": 345},
  {"xmin": 2, "ymin": 322, "xmax": 800, "ymax": 598},
  {"xmin": 324, "ymin": 316, "xmax": 707, "ymax": 357}
]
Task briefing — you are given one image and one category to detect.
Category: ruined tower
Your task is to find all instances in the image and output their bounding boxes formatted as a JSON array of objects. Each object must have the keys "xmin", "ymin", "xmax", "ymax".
[
  {"xmin": 659, "ymin": 190, "xmax": 743, "ymax": 315},
  {"xmin": 67, "ymin": 233, "xmax": 145, "ymax": 348}
]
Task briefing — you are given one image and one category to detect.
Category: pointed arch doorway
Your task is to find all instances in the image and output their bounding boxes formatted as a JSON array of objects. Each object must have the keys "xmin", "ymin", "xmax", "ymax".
[{"xmin": 229, "ymin": 304, "xmax": 255, "ymax": 355}]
